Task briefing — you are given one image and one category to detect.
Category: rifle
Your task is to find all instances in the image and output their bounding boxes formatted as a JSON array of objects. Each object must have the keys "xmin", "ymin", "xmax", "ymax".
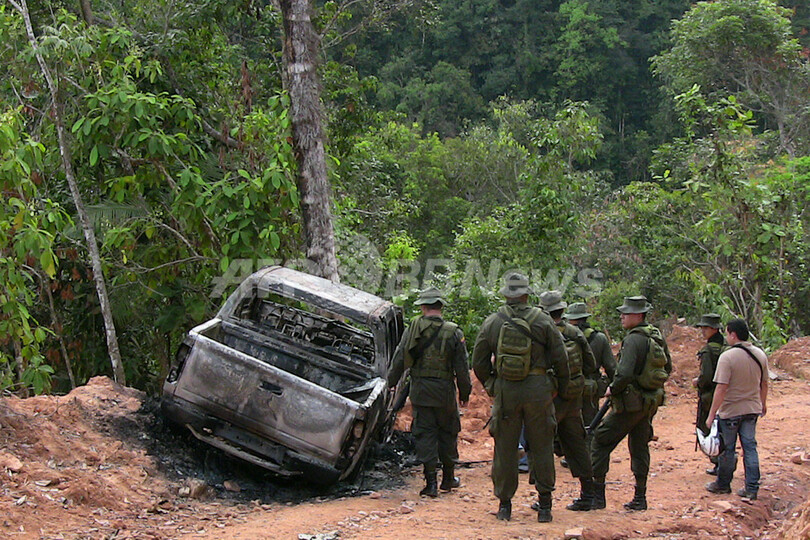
[
  {"xmin": 586, "ymin": 398, "xmax": 611, "ymax": 435},
  {"xmin": 457, "ymin": 459, "xmax": 493, "ymax": 468},
  {"xmin": 695, "ymin": 389, "xmax": 703, "ymax": 452},
  {"xmin": 392, "ymin": 378, "xmax": 410, "ymax": 412}
]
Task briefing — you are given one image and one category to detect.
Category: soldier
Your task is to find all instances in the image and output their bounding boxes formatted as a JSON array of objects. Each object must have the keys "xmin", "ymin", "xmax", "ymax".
[
  {"xmin": 387, "ymin": 287, "xmax": 471, "ymax": 498},
  {"xmin": 539, "ymin": 291, "xmax": 599, "ymax": 512},
  {"xmin": 472, "ymin": 273, "xmax": 569, "ymax": 523},
  {"xmin": 692, "ymin": 313, "xmax": 726, "ymax": 476},
  {"xmin": 564, "ymin": 302, "xmax": 616, "ymax": 441},
  {"xmin": 590, "ymin": 296, "xmax": 672, "ymax": 511}
]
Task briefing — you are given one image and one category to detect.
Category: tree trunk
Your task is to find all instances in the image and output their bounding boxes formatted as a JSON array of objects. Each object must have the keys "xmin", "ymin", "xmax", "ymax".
[
  {"xmin": 44, "ymin": 275, "xmax": 77, "ymax": 389},
  {"xmin": 13, "ymin": 338, "xmax": 28, "ymax": 398},
  {"xmin": 278, "ymin": 0, "xmax": 340, "ymax": 282},
  {"xmin": 77, "ymin": 0, "xmax": 93, "ymax": 24},
  {"xmin": 14, "ymin": 0, "xmax": 126, "ymax": 385}
]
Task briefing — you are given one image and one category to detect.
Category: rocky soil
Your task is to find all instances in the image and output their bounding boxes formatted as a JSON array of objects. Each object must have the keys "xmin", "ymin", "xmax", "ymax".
[{"xmin": 2, "ymin": 325, "xmax": 810, "ymax": 539}]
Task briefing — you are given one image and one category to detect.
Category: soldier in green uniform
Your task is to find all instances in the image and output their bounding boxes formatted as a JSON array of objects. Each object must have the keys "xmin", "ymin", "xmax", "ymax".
[
  {"xmin": 539, "ymin": 291, "xmax": 599, "ymax": 512},
  {"xmin": 590, "ymin": 296, "xmax": 672, "ymax": 511},
  {"xmin": 472, "ymin": 273, "xmax": 569, "ymax": 523},
  {"xmin": 387, "ymin": 287, "xmax": 472, "ymax": 498},
  {"xmin": 564, "ymin": 303, "xmax": 616, "ymax": 441},
  {"xmin": 692, "ymin": 313, "xmax": 726, "ymax": 476}
]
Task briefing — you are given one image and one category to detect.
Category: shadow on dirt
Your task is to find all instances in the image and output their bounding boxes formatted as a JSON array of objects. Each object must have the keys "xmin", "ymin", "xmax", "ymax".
[{"xmin": 104, "ymin": 397, "xmax": 417, "ymax": 505}]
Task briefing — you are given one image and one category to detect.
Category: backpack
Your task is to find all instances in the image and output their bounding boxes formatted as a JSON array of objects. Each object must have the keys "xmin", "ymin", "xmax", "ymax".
[
  {"xmin": 584, "ymin": 327, "xmax": 601, "ymax": 344},
  {"xmin": 630, "ymin": 325, "xmax": 669, "ymax": 391},
  {"xmin": 404, "ymin": 317, "xmax": 457, "ymax": 379},
  {"xmin": 495, "ymin": 306, "xmax": 542, "ymax": 381},
  {"xmin": 558, "ymin": 324, "xmax": 585, "ymax": 400}
]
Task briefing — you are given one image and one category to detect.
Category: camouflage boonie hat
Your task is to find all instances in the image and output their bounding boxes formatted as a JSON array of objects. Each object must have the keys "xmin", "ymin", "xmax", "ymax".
[
  {"xmin": 616, "ymin": 295, "xmax": 651, "ymax": 314},
  {"xmin": 565, "ymin": 302, "xmax": 591, "ymax": 320},
  {"xmin": 696, "ymin": 313, "xmax": 722, "ymax": 329},
  {"xmin": 499, "ymin": 272, "xmax": 533, "ymax": 298},
  {"xmin": 539, "ymin": 290, "xmax": 567, "ymax": 312},
  {"xmin": 414, "ymin": 286, "xmax": 447, "ymax": 306}
]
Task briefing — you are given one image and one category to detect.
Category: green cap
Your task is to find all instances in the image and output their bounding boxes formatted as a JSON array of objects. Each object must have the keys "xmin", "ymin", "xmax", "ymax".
[
  {"xmin": 499, "ymin": 272, "xmax": 533, "ymax": 298},
  {"xmin": 616, "ymin": 295, "xmax": 651, "ymax": 314},
  {"xmin": 539, "ymin": 290, "xmax": 567, "ymax": 312},
  {"xmin": 696, "ymin": 313, "xmax": 722, "ymax": 329},
  {"xmin": 414, "ymin": 286, "xmax": 447, "ymax": 306},
  {"xmin": 565, "ymin": 302, "xmax": 591, "ymax": 320}
]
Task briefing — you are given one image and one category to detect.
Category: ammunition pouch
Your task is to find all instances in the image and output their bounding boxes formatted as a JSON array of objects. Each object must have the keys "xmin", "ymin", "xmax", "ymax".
[
  {"xmin": 613, "ymin": 385, "xmax": 643, "ymax": 413},
  {"xmin": 583, "ymin": 377, "xmax": 598, "ymax": 398},
  {"xmin": 644, "ymin": 388, "xmax": 665, "ymax": 415}
]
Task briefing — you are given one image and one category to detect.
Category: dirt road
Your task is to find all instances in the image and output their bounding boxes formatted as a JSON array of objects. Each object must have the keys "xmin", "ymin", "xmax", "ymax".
[{"xmin": 2, "ymin": 326, "xmax": 810, "ymax": 539}]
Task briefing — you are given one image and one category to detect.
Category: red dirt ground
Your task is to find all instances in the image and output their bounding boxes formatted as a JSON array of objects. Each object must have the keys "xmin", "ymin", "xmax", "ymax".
[{"xmin": 2, "ymin": 325, "xmax": 810, "ymax": 539}]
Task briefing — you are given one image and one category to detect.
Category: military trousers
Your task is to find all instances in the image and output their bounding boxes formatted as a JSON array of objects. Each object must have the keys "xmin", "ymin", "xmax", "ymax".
[
  {"xmin": 697, "ymin": 391, "xmax": 713, "ymax": 437},
  {"xmin": 581, "ymin": 393, "xmax": 597, "ymax": 428},
  {"xmin": 412, "ymin": 405, "xmax": 461, "ymax": 470},
  {"xmin": 490, "ymin": 393, "xmax": 557, "ymax": 500},
  {"xmin": 554, "ymin": 396, "xmax": 593, "ymax": 479},
  {"xmin": 590, "ymin": 408, "xmax": 654, "ymax": 487}
]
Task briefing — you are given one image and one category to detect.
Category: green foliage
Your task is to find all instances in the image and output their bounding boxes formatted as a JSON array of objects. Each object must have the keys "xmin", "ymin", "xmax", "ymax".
[
  {"xmin": 442, "ymin": 283, "xmax": 501, "ymax": 357},
  {"xmin": 653, "ymin": 0, "xmax": 810, "ymax": 156},
  {"xmin": 341, "ymin": 0, "xmax": 692, "ymax": 184},
  {"xmin": 553, "ymin": 0, "xmax": 624, "ymax": 102},
  {"xmin": 3, "ymin": 0, "xmax": 810, "ymax": 396},
  {"xmin": 585, "ymin": 84, "xmax": 810, "ymax": 349},
  {"xmin": 377, "ymin": 61, "xmax": 487, "ymax": 137},
  {"xmin": 589, "ymin": 280, "xmax": 640, "ymax": 342},
  {"xmin": 0, "ymin": 6, "xmax": 299, "ymax": 392},
  {"xmin": 653, "ymin": 0, "xmax": 799, "ymax": 95},
  {"xmin": 0, "ymin": 109, "xmax": 70, "ymax": 394}
]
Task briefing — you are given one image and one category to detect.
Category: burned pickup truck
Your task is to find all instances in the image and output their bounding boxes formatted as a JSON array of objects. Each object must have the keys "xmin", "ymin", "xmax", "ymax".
[{"xmin": 161, "ymin": 266, "xmax": 405, "ymax": 484}]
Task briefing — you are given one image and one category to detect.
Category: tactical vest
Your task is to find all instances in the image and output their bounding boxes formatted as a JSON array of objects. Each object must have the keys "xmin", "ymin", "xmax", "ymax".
[
  {"xmin": 404, "ymin": 316, "xmax": 458, "ymax": 380},
  {"xmin": 557, "ymin": 322, "xmax": 585, "ymax": 400},
  {"xmin": 630, "ymin": 324, "xmax": 669, "ymax": 391},
  {"xmin": 495, "ymin": 306, "xmax": 544, "ymax": 381}
]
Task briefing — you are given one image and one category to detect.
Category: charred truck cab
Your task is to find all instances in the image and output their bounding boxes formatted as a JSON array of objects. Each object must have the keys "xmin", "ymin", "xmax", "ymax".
[{"xmin": 162, "ymin": 266, "xmax": 406, "ymax": 484}]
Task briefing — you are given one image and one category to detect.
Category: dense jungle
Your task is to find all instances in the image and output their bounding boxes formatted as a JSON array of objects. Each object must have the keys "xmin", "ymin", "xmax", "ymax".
[
  {"xmin": 3, "ymin": 1, "xmax": 810, "ymax": 539},
  {"xmin": 1, "ymin": 0, "xmax": 809, "ymax": 410}
]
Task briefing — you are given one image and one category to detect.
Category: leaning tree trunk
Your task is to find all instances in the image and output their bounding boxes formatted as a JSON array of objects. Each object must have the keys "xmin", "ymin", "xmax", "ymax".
[
  {"xmin": 13, "ymin": 0, "xmax": 126, "ymax": 384},
  {"xmin": 279, "ymin": 0, "xmax": 340, "ymax": 282}
]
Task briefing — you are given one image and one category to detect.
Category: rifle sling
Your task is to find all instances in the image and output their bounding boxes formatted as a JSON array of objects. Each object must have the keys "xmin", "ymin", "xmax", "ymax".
[{"xmin": 409, "ymin": 321, "xmax": 444, "ymax": 361}]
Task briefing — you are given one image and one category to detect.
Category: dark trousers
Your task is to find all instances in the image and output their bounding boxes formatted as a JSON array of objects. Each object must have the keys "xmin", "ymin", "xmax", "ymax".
[
  {"xmin": 591, "ymin": 408, "xmax": 654, "ymax": 486},
  {"xmin": 581, "ymin": 391, "xmax": 598, "ymax": 428},
  {"xmin": 412, "ymin": 405, "xmax": 460, "ymax": 469},
  {"xmin": 555, "ymin": 396, "xmax": 593, "ymax": 479},
  {"xmin": 490, "ymin": 397, "xmax": 557, "ymax": 499}
]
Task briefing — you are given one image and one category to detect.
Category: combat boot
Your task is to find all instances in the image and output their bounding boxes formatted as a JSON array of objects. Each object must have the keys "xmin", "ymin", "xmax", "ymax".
[
  {"xmin": 537, "ymin": 492, "xmax": 553, "ymax": 523},
  {"xmin": 592, "ymin": 479, "xmax": 606, "ymax": 509},
  {"xmin": 419, "ymin": 467, "xmax": 438, "ymax": 498},
  {"xmin": 496, "ymin": 499, "xmax": 512, "ymax": 521},
  {"xmin": 566, "ymin": 477, "xmax": 595, "ymax": 511},
  {"xmin": 623, "ymin": 484, "xmax": 647, "ymax": 511},
  {"xmin": 439, "ymin": 465, "xmax": 460, "ymax": 491}
]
